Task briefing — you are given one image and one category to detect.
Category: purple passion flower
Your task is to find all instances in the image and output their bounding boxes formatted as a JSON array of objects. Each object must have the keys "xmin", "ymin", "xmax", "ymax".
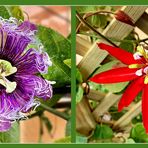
[{"xmin": 0, "ymin": 17, "xmax": 53, "ymax": 132}]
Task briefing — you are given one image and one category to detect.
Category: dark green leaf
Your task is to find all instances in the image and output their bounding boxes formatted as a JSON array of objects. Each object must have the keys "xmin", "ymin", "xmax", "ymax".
[
  {"xmin": 0, "ymin": 122, "xmax": 20, "ymax": 143},
  {"xmin": 130, "ymin": 123, "xmax": 148, "ymax": 143},
  {"xmin": 91, "ymin": 124, "xmax": 113, "ymax": 140},
  {"xmin": 0, "ymin": 6, "xmax": 10, "ymax": 19},
  {"xmin": 37, "ymin": 26, "xmax": 71, "ymax": 87},
  {"xmin": 119, "ymin": 34, "xmax": 136, "ymax": 53}
]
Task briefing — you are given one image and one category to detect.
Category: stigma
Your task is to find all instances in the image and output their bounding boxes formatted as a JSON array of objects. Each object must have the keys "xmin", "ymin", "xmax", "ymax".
[{"xmin": 0, "ymin": 59, "xmax": 17, "ymax": 93}]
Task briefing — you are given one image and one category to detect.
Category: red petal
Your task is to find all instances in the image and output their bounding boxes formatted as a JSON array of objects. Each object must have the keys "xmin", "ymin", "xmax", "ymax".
[
  {"xmin": 90, "ymin": 67, "xmax": 139, "ymax": 83},
  {"xmin": 118, "ymin": 76, "xmax": 144, "ymax": 112},
  {"xmin": 97, "ymin": 43, "xmax": 139, "ymax": 65},
  {"xmin": 142, "ymin": 85, "xmax": 148, "ymax": 133}
]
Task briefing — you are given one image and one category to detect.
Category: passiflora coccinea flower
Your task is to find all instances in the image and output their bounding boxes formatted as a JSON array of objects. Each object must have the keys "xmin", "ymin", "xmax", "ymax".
[
  {"xmin": 90, "ymin": 42, "xmax": 148, "ymax": 133},
  {"xmin": 0, "ymin": 17, "xmax": 53, "ymax": 132}
]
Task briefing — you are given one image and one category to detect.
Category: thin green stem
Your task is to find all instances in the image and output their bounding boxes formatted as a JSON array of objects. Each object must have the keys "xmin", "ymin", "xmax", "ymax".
[
  {"xmin": 78, "ymin": 32, "xmax": 136, "ymax": 44},
  {"xmin": 40, "ymin": 103, "xmax": 70, "ymax": 121},
  {"xmin": 76, "ymin": 11, "xmax": 118, "ymax": 47}
]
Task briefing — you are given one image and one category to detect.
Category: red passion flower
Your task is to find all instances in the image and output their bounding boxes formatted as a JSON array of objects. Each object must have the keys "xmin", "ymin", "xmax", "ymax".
[{"xmin": 90, "ymin": 43, "xmax": 148, "ymax": 133}]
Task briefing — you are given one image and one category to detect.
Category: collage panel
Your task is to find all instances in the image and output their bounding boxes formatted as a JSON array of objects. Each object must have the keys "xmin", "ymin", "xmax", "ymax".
[
  {"xmin": 0, "ymin": 2, "xmax": 148, "ymax": 146},
  {"xmin": 76, "ymin": 5, "xmax": 148, "ymax": 143},
  {"xmin": 0, "ymin": 6, "xmax": 71, "ymax": 143}
]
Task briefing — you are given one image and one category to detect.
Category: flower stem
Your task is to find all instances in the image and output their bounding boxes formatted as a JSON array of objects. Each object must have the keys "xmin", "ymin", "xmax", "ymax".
[
  {"xmin": 40, "ymin": 103, "xmax": 70, "ymax": 121},
  {"xmin": 76, "ymin": 11, "xmax": 118, "ymax": 47}
]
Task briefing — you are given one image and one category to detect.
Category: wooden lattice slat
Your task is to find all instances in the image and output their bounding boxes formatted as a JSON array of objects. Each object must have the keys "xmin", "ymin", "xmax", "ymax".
[
  {"xmin": 92, "ymin": 93, "xmax": 121, "ymax": 121},
  {"xmin": 113, "ymin": 101, "xmax": 141, "ymax": 129},
  {"xmin": 76, "ymin": 35, "xmax": 92, "ymax": 56}
]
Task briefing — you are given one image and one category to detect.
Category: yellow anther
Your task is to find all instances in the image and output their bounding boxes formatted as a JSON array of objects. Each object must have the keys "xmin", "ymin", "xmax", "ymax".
[
  {"xmin": 128, "ymin": 64, "xmax": 144, "ymax": 69},
  {"xmin": 144, "ymin": 76, "xmax": 148, "ymax": 84}
]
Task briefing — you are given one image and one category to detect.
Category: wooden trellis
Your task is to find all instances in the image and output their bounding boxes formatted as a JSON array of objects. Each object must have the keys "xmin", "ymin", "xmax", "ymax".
[{"xmin": 76, "ymin": 6, "xmax": 148, "ymax": 136}]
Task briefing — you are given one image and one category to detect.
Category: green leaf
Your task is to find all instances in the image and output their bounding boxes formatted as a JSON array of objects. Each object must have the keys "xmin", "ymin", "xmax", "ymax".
[
  {"xmin": 63, "ymin": 59, "xmax": 71, "ymax": 68},
  {"xmin": 93, "ymin": 60, "xmax": 129, "ymax": 93},
  {"xmin": 87, "ymin": 14, "xmax": 108, "ymax": 28},
  {"xmin": 125, "ymin": 138, "xmax": 135, "ymax": 143},
  {"xmin": 119, "ymin": 34, "xmax": 136, "ymax": 53},
  {"xmin": 89, "ymin": 81, "xmax": 108, "ymax": 93},
  {"xmin": 0, "ymin": 6, "xmax": 10, "ymax": 19},
  {"xmin": 130, "ymin": 123, "xmax": 148, "ymax": 143},
  {"xmin": 91, "ymin": 124, "xmax": 113, "ymax": 140},
  {"xmin": 76, "ymin": 68, "xmax": 83, "ymax": 83},
  {"xmin": 76, "ymin": 6, "xmax": 98, "ymax": 13},
  {"xmin": 54, "ymin": 136, "xmax": 71, "ymax": 143},
  {"xmin": 0, "ymin": 122, "xmax": 20, "ymax": 143},
  {"xmin": 41, "ymin": 116, "xmax": 52, "ymax": 134},
  {"xmin": 76, "ymin": 135, "xmax": 88, "ymax": 143},
  {"xmin": 0, "ymin": 6, "xmax": 24, "ymax": 21},
  {"xmin": 76, "ymin": 85, "xmax": 84, "ymax": 103},
  {"xmin": 6, "ymin": 6, "xmax": 24, "ymax": 20},
  {"xmin": 37, "ymin": 26, "xmax": 71, "ymax": 87}
]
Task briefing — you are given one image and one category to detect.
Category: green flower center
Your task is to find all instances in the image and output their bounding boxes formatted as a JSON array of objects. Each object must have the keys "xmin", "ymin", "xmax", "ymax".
[{"xmin": 0, "ymin": 59, "xmax": 17, "ymax": 93}]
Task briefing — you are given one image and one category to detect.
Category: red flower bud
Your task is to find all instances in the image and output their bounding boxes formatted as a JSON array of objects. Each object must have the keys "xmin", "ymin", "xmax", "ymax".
[{"xmin": 115, "ymin": 10, "xmax": 135, "ymax": 27}]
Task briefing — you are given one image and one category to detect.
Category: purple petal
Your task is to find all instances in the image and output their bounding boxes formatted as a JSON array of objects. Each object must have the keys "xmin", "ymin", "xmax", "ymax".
[
  {"xmin": 15, "ymin": 75, "xmax": 53, "ymax": 100},
  {"xmin": 16, "ymin": 48, "xmax": 52, "ymax": 74},
  {"xmin": 0, "ymin": 17, "xmax": 37, "ymax": 41}
]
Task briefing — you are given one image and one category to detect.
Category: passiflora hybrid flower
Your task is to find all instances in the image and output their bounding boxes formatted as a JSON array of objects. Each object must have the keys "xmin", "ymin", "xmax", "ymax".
[
  {"xmin": 0, "ymin": 17, "xmax": 53, "ymax": 132},
  {"xmin": 90, "ymin": 43, "xmax": 148, "ymax": 133}
]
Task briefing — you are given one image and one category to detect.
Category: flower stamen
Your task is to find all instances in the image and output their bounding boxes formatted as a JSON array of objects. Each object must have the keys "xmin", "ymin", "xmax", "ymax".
[{"xmin": 0, "ymin": 59, "xmax": 17, "ymax": 93}]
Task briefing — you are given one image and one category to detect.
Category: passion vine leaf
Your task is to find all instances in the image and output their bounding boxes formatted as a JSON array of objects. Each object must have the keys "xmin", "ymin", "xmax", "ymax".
[
  {"xmin": 6, "ymin": 6, "xmax": 24, "ymax": 20},
  {"xmin": 37, "ymin": 26, "xmax": 71, "ymax": 87},
  {"xmin": 76, "ymin": 6, "xmax": 99, "ymax": 14},
  {"xmin": 130, "ymin": 123, "xmax": 148, "ymax": 143},
  {"xmin": 87, "ymin": 14, "xmax": 108, "ymax": 29},
  {"xmin": 54, "ymin": 136, "xmax": 71, "ymax": 143},
  {"xmin": 76, "ymin": 85, "xmax": 84, "ymax": 103},
  {"xmin": 0, "ymin": 6, "xmax": 10, "ymax": 19},
  {"xmin": 0, "ymin": 6, "xmax": 24, "ymax": 20},
  {"xmin": 0, "ymin": 123, "xmax": 20, "ymax": 143},
  {"xmin": 91, "ymin": 124, "xmax": 113, "ymax": 140}
]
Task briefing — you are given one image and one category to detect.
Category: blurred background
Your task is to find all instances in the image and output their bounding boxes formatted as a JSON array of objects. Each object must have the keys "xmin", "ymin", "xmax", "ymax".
[{"xmin": 19, "ymin": 6, "xmax": 71, "ymax": 143}]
